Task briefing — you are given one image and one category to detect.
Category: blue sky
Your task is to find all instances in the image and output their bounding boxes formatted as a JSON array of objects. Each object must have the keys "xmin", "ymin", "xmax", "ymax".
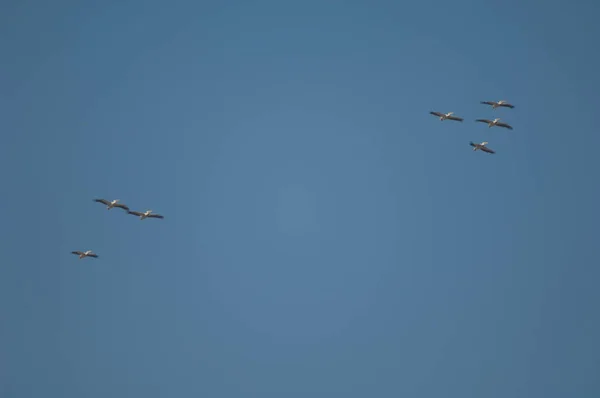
[{"xmin": 1, "ymin": 1, "xmax": 599, "ymax": 396}]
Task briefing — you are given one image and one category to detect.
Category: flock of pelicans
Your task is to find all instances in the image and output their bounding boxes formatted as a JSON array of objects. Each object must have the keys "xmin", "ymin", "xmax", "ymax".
[
  {"xmin": 430, "ymin": 99, "xmax": 516, "ymax": 154},
  {"xmin": 71, "ymin": 199, "xmax": 164, "ymax": 260},
  {"xmin": 71, "ymin": 99, "xmax": 515, "ymax": 261}
]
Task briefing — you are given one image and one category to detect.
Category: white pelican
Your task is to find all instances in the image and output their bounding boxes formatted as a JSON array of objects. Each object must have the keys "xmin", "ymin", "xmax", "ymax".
[
  {"xmin": 94, "ymin": 198, "xmax": 130, "ymax": 211},
  {"xmin": 475, "ymin": 118, "xmax": 513, "ymax": 130},
  {"xmin": 429, "ymin": 111, "xmax": 464, "ymax": 122},
  {"xmin": 128, "ymin": 210, "xmax": 164, "ymax": 220},
  {"xmin": 71, "ymin": 250, "xmax": 99, "ymax": 259},
  {"xmin": 480, "ymin": 100, "xmax": 514, "ymax": 109},
  {"xmin": 469, "ymin": 141, "xmax": 495, "ymax": 154}
]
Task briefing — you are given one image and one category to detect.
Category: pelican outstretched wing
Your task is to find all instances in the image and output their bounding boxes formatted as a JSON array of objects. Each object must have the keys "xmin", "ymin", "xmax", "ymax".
[
  {"xmin": 128, "ymin": 211, "xmax": 144, "ymax": 217},
  {"xmin": 94, "ymin": 199, "xmax": 110, "ymax": 206},
  {"xmin": 87, "ymin": 253, "xmax": 99, "ymax": 258},
  {"xmin": 430, "ymin": 111, "xmax": 444, "ymax": 117},
  {"xmin": 71, "ymin": 251, "xmax": 83, "ymax": 256},
  {"xmin": 475, "ymin": 119, "xmax": 492, "ymax": 124},
  {"xmin": 496, "ymin": 122, "xmax": 513, "ymax": 129},
  {"xmin": 447, "ymin": 115, "xmax": 463, "ymax": 122},
  {"xmin": 147, "ymin": 214, "xmax": 164, "ymax": 219},
  {"xmin": 480, "ymin": 101, "xmax": 495, "ymax": 106},
  {"xmin": 480, "ymin": 146, "xmax": 495, "ymax": 154},
  {"xmin": 113, "ymin": 203, "xmax": 130, "ymax": 211},
  {"xmin": 498, "ymin": 102, "xmax": 515, "ymax": 108}
]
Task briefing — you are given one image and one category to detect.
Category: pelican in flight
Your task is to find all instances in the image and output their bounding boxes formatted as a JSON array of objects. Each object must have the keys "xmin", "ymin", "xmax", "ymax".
[
  {"xmin": 128, "ymin": 210, "xmax": 164, "ymax": 220},
  {"xmin": 71, "ymin": 250, "xmax": 99, "ymax": 259},
  {"xmin": 429, "ymin": 111, "xmax": 464, "ymax": 122},
  {"xmin": 469, "ymin": 141, "xmax": 495, "ymax": 154},
  {"xmin": 475, "ymin": 118, "xmax": 513, "ymax": 130},
  {"xmin": 480, "ymin": 100, "xmax": 514, "ymax": 109},
  {"xmin": 94, "ymin": 198, "xmax": 130, "ymax": 211}
]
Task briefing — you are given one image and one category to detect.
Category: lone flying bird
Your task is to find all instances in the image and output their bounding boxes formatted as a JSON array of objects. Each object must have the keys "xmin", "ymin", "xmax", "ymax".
[
  {"xmin": 71, "ymin": 250, "xmax": 99, "ymax": 259},
  {"xmin": 128, "ymin": 210, "xmax": 164, "ymax": 220},
  {"xmin": 429, "ymin": 111, "xmax": 464, "ymax": 122},
  {"xmin": 475, "ymin": 118, "xmax": 513, "ymax": 130},
  {"xmin": 94, "ymin": 198, "xmax": 130, "ymax": 211},
  {"xmin": 480, "ymin": 100, "xmax": 514, "ymax": 109},
  {"xmin": 469, "ymin": 141, "xmax": 495, "ymax": 154}
]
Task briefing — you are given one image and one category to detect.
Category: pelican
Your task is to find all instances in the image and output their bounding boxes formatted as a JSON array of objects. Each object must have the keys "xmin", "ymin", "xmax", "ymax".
[
  {"xmin": 469, "ymin": 141, "xmax": 495, "ymax": 154},
  {"xmin": 94, "ymin": 198, "xmax": 130, "ymax": 211},
  {"xmin": 128, "ymin": 210, "xmax": 164, "ymax": 220},
  {"xmin": 71, "ymin": 250, "xmax": 99, "ymax": 259},
  {"xmin": 475, "ymin": 118, "xmax": 513, "ymax": 130},
  {"xmin": 429, "ymin": 111, "xmax": 464, "ymax": 122},
  {"xmin": 480, "ymin": 100, "xmax": 514, "ymax": 109}
]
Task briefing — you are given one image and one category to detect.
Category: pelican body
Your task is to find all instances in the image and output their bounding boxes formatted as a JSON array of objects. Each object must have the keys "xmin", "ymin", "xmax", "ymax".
[
  {"xmin": 430, "ymin": 111, "xmax": 464, "ymax": 122},
  {"xmin": 480, "ymin": 100, "xmax": 514, "ymax": 109},
  {"xmin": 475, "ymin": 118, "xmax": 513, "ymax": 130},
  {"xmin": 128, "ymin": 209, "xmax": 164, "ymax": 220},
  {"xmin": 71, "ymin": 250, "xmax": 99, "ymax": 259},
  {"xmin": 469, "ymin": 141, "xmax": 495, "ymax": 154},
  {"xmin": 94, "ymin": 198, "xmax": 130, "ymax": 211}
]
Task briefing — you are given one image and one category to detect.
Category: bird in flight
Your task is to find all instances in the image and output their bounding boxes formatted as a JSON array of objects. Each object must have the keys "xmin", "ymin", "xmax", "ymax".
[
  {"xmin": 93, "ymin": 198, "xmax": 130, "ymax": 211},
  {"xmin": 127, "ymin": 210, "xmax": 165, "ymax": 220},
  {"xmin": 475, "ymin": 118, "xmax": 513, "ymax": 130},
  {"xmin": 429, "ymin": 111, "xmax": 464, "ymax": 122},
  {"xmin": 480, "ymin": 100, "xmax": 515, "ymax": 109},
  {"xmin": 71, "ymin": 250, "xmax": 99, "ymax": 259},
  {"xmin": 469, "ymin": 141, "xmax": 496, "ymax": 154}
]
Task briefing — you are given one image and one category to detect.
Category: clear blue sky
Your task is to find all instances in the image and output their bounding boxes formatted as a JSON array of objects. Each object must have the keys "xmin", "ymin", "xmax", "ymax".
[{"xmin": 1, "ymin": 1, "xmax": 599, "ymax": 397}]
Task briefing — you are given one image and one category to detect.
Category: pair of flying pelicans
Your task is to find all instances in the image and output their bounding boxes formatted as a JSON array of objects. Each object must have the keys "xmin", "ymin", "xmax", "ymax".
[
  {"xmin": 430, "ymin": 100, "xmax": 515, "ymax": 155},
  {"xmin": 71, "ymin": 198, "xmax": 165, "ymax": 260}
]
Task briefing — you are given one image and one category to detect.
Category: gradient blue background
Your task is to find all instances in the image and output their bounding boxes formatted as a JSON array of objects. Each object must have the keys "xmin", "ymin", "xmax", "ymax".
[{"xmin": 1, "ymin": 1, "xmax": 599, "ymax": 397}]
